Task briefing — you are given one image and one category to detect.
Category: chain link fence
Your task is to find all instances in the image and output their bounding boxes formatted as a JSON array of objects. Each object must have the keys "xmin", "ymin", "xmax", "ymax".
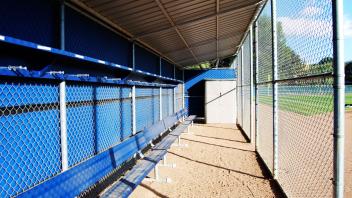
[
  {"xmin": 236, "ymin": 0, "xmax": 338, "ymax": 197},
  {"xmin": 256, "ymin": 0, "xmax": 274, "ymax": 173},
  {"xmin": 0, "ymin": 79, "xmax": 183, "ymax": 197},
  {"xmin": 0, "ymin": 80, "xmax": 61, "ymax": 197}
]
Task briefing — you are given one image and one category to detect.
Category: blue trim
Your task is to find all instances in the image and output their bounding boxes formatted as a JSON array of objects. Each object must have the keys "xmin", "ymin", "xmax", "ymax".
[
  {"xmin": 0, "ymin": 35, "xmax": 183, "ymax": 83},
  {"xmin": 0, "ymin": 67, "xmax": 177, "ymax": 88},
  {"xmin": 17, "ymin": 109, "xmax": 187, "ymax": 198}
]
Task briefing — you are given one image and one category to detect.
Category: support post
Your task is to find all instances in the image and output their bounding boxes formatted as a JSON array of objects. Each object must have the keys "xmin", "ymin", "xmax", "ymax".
[
  {"xmin": 132, "ymin": 42, "xmax": 135, "ymax": 70},
  {"xmin": 59, "ymin": 81, "xmax": 68, "ymax": 171},
  {"xmin": 241, "ymin": 46, "xmax": 244, "ymax": 128},
  {"xmin": 254, "ymin": 20, "xmax": 259, "ymax": 152},
  {"xmin": 60, "ymin": 0, "xmax": 65, "ymax": 50},
  {"xmin": 173, "ymin": 87, "xmax": 176, "ymax": 114},
  {"xmin": 332, "ymin": 0, "xmax": 345, "ymax": 197},
  {"xmin": 249, "ymin": 26, "xmax": 253, "ymax": 142},
  {"xmin": 132, "ymin": 86, "xmax": 136, "ymax": 135},
  {"xmin": 182, "ymin": 69, "xmax": 185, "ymax": 119},
  {"xmin": 271, "ymin": 0, "xmax": 279, "ymax": 179},
  {"xmin": 159, "ymin": 57, "xmax": 162, "ymax": 76},
  {"xmin": 160, "ymin": 87, "xmax": 162, "ymax": 120}
]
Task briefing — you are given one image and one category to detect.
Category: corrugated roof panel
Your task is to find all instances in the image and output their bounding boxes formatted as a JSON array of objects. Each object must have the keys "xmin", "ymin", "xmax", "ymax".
[{"xmin": 71, "ymin": 0, "xmax": 262, "ymax": 67}]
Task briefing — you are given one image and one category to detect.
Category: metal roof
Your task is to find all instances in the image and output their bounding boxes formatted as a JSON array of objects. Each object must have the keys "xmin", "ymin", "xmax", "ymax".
[{"xmin": 69, "ymin": 0, "xmax": 262, "ymax": 68}]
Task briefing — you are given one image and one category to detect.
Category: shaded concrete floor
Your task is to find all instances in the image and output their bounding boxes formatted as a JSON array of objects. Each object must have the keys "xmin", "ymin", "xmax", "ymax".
[{"xmin": 130, "ymin": 124, "xmax": 282, "ymax": 198}]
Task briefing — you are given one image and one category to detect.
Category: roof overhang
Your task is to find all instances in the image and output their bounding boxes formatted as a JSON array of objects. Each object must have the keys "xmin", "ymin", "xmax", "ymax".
[{"xmin": 69, "ymin": 0, "xmax": 263, "ymax": 68}]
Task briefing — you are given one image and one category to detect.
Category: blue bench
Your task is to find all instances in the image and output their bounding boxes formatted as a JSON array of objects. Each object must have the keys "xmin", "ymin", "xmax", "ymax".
[
  {"xmin": 16, "ymin": 110, "xmax": 194, "ymax": 198},
  {"xmin": 100, "ymin": 115, "xmax": 196, "ymax": 198}
]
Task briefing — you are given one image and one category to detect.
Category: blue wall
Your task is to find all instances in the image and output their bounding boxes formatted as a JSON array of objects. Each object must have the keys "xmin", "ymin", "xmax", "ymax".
[{"xmin": 184, "ymin": 69, "xmax": 236, "ymax": 117}]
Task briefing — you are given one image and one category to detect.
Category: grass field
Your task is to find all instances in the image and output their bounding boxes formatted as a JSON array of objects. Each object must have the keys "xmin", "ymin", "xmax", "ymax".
[{"xmin": 258, "ymin": 93, "xmax": 352, "ymax": 116}]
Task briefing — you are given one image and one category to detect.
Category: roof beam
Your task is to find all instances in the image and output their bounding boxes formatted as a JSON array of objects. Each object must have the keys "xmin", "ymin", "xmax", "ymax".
[
  {"xmin": 154, "ymin": 0, "xmax": 199, "ymax": 63},
  {"xmin": 69, "ymin": 0, "xmax": 183, "ymax": 68},
  {"xmin": 134, "ymin": 0, "xmax": 261, "ymax": 39},
  {"xmin": 178, "ymin": 45, "xmax": 237, "ymax": 65},
  {"xmin": 164, "ymin": 31, "xmax": 243, "ymax": 55}
]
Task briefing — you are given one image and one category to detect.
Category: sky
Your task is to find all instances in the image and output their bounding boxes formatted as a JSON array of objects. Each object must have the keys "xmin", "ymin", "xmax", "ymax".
[{"xmin": 271, "ymin": 0, "xmax": 352, "ymax": 63}]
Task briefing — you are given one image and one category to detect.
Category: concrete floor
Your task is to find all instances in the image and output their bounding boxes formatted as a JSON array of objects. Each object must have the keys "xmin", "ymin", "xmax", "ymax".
[{"xmin": 130, "ymin": 123, "xmax": 282, "ymax": 198}]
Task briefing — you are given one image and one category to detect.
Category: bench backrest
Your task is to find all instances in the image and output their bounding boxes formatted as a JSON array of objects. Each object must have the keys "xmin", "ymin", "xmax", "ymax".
[{"xmin": 18, "ymin": 109, "xmax": 186, "ymax": 197}]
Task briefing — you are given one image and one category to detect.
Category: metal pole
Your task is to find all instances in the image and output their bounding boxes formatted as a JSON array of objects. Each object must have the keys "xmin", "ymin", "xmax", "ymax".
[
  {"xmin": 271, "ymin": 0, "xmax": 279, "ymax": 179},
  {"xmin": 332, "ymin": 0, "xmax": 345, "ymax": 197},
  {"xmin": 60, "ymin": 0, "xmax": 65, "ymax": 50},
  {"xmin": 173, "ymin": 87, "xmax": 176, "ymax": 113},
  {"xmin": 132, "ymin": 86, "xmax": 136, "ymax": 135},
  {"xmin": 254, "ymin": 20, "xmax": 259, "ymax": 152},
  {"xmin": 182, "ymin": 70, "xmax": 185, "ymax": 117},
  {"xmin": 241, "ymin": 46, "xmax": 244, "ymax": 128},
  {"xmin": 249, "ymin": 26, "xmax": 253, "ymax": 142},
  {"xmin": 132, "ymin": 42, "xmax": 135, "ymax": 70},
  {"xmin": 59, "ymin": 81, "xmax": 68, "ymax": 171},
  {"xmin": 160, "ymin": 87, "xmax": 163, "ymax": 120},
  {"xmin": 159, "ymin": 57, "xmax": 162, "ymax": 76}
]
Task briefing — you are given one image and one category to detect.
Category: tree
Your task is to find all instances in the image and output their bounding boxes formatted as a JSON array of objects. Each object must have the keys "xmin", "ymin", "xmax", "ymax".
[
  {"xmin": 257, "ymin": 15, "xmax": 304, "ymax": 80},
  {"xmin": 346, "ymin": 61, "xmax": 352, "ymax": 83}
]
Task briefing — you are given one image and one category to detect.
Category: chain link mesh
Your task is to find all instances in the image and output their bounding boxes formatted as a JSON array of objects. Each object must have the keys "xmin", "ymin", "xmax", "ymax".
[
  {"xmin": 175, "ymin": 84, "xmax": 183, "ymax": 112},
  {"xmin": 162, "ymin": 88, "xmax": 174, "ymax": 118},
  {"xmin": 66, "ymin": 84, "xmax": 133, "ymax": 167},
  {"xmin": 249, "ymin": 0, "xmax": 335, "ymax": 196},
  {"xmin": 0, "ymin": 79, "xmax": 180, "ymax": 197},
  {"xmin": 237, "ymin": 48, "xmax": 243, "ymax": 126},
  {"xmin": 136, "ymin": 87, "xmax": 160, "ymax": 132},
  {"xmin": 0, "ymin": 80, "xmax": 61, "ymax": 197},
  {"xmin": 256, "ymin": 0, "xmax": 274, "ymax": 174},
  {"xmin": 241, "ymin": 34, "xmax": 251, "ymax": 139},
  {"xmin": 275, "ymin": 0, "xmax": 334, "ymax": 196}
]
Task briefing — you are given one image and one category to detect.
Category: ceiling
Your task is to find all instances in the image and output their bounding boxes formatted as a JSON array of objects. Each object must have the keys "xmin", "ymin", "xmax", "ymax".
[{"xmin": 69, "ymin": 0, "xmax": 262, "ymax": 68}]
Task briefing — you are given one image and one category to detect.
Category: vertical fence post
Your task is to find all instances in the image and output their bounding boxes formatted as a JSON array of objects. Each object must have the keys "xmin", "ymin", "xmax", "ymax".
[
  {"xmin": 132, "ymin": 86, "xmax": 136, "ymax": 135},
  {"xmin": 160, "ymin": 87, "xmax": 162, "ymax": 120},
  {"xmin": 132, "ymin": 42, "xmax": 135, "ymax": 71},
  {"xmin": 332, "ymin": 0, "xmax": 345, "ymax": 197},
  {"xmin": 249, "ymin": 26, "xmax": 253, "ymax": 142},
  {"xmin": 241, "ymin": 46, "xmax": 244, "ymax": 128},
  {"xmin": 59, "ymin": 81, "xmax": 68, "ymax": 171},
  {"xmin": 173, "ymin": 87, "xmax": 176, "ymax": 114},
  {"xmin": 182, "ymin": 69, "xmax": 185, "ymax": 118},
  {"xmin": 159, "ymin": 57, "xmax": 162, "ymax": 76},
  {"xmin": 271, "ymin": 0, "xmax": 279, "ymax": 179},
  {"xmin": 254, "ymin": 21, "xmax": 259, "ymax": 152}
]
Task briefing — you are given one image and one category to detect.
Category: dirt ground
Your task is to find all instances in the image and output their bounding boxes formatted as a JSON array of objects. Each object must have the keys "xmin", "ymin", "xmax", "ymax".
[
  {"xmin": 130, "ymin": 124, "xmax": 282, "ymax": 198},
  {"xmin": 345, "ymin": 110, "xmax": 352, "ymax": 197}
]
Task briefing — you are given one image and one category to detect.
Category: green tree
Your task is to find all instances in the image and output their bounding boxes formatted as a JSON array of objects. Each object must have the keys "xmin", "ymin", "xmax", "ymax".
[{"xmin": 257, "ymin": 15, "xmax": 303, "ymax": 80}]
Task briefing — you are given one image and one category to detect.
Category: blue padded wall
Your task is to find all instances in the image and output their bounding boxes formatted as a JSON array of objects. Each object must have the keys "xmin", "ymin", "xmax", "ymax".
[
  {"xmin": 135, "ymin": 45, "xmax": 159, "ymax": 74},
  {"xmin": 0, "ymin": 80, "xmax": 61, "ymax": 197},
  {"xmin": 135, "ymin": 87, "xmax": 159, "ymax": 132},
  {"xmin": 65, "ymin": 6, "xmax": 132, "ymax": 67},
  {"xmin": 175, "ymin": 68, "xmax": 183, "ymax": 80},
  {"xmin": 66, "ymin": 84, "xmax": 133, "ymax": 167},
  {"xmin": 66, "ymin": 84, "xmax": 95, "ymax": 167},
  {"xmin": 161, "ymin": 59, "xmax": 174, "ymax": 78},
  {"xmin": 0, "ymin": 0, "xmax": 60, "ymax": 48}
]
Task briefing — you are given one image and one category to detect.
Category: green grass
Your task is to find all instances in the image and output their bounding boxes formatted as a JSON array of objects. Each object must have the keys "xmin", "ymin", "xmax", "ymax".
[
  {"xmin": 346, "ymin": 93, "xmax": 352, "ymax": 105},
  {"xmin": 258, "ymin": 93, "xmax": 352, "ymax": 115},
  {"xmin": 259, "ymin": 95, "xmax": 333, "ymax": 116}
]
